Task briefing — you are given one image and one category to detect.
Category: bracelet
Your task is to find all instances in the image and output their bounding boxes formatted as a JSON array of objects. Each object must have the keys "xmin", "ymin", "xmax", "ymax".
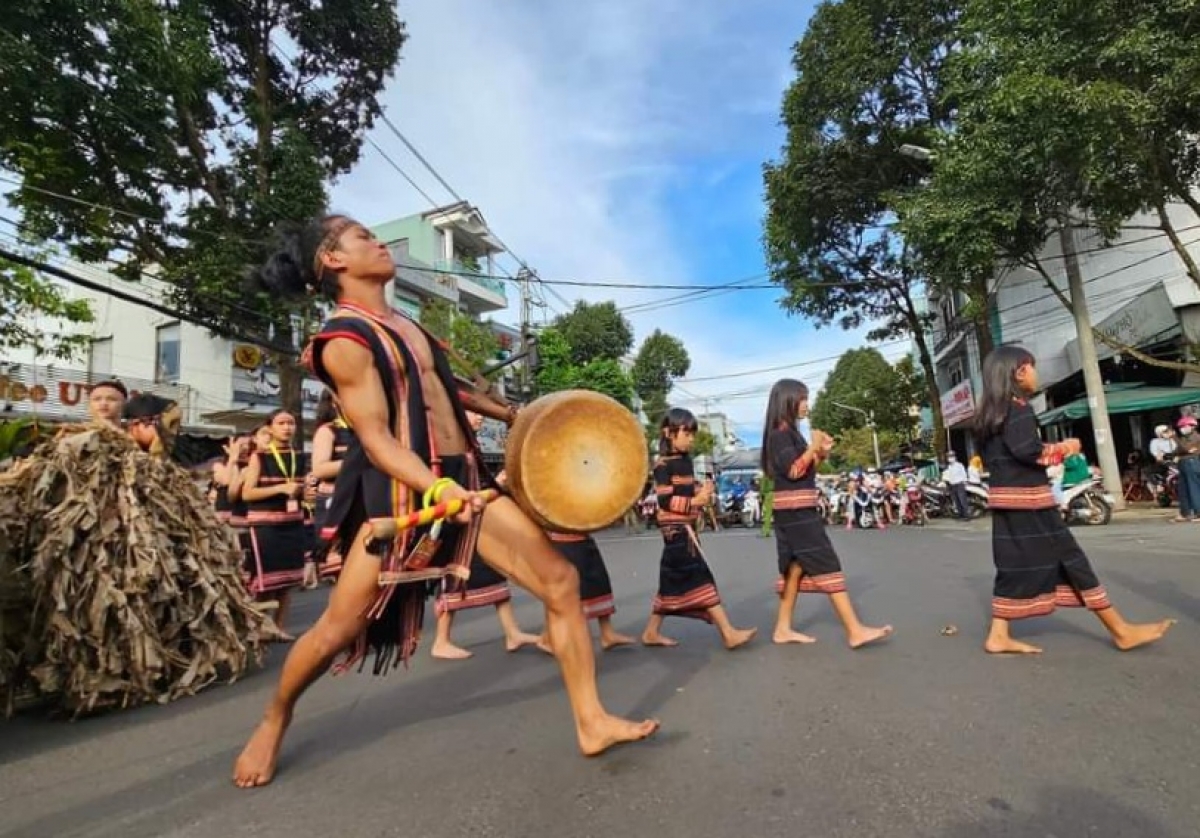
[{"xmin": 422, "ymin": 477, "xmax": 457, "ymax": 509}]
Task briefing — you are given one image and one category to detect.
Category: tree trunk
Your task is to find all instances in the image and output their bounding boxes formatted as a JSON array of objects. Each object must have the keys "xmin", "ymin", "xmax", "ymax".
[
  {"xmin": 971, "ymin": 274, "xmax": 995, "ymax": 358},
  {"xmin": 910, "ymin": 325, "xmax": 946, "ymax": 459},
  {"xmin": 1155, "ymin": 199, "xmax": 1200, "ymax": 290},
  {"xmin": 275, "ymin": 353, "xmax": 306, "ymax": 446}
]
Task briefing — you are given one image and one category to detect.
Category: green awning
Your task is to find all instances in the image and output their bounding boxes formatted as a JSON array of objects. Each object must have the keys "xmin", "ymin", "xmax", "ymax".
[{"xmin": 1038, "ymin": 383, "xmax": 1200, "ymax": 425}]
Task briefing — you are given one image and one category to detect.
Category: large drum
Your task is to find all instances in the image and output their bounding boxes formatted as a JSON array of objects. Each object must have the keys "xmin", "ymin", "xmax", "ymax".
[{"xmin": 505, "ymin": 390, "xmax": 647, "ymax": 533}]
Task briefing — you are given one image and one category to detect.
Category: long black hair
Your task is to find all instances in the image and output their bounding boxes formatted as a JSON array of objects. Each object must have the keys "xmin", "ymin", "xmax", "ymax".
[
  {"xmin": 760, "ymin": 378, "xmax": 809, "ymax": 471},
  {"xmin": 973, "ymin": 344, "xmax": 1036, "ymax": 443},
  {"xmin": 315, "ymin": 389, "xmax": 338, "ymax": 425},
  {"xmin": 658, "ymin": 407, "xmax": 698, "ymax": 455},
  {"xmin": 250, "ymin": 214, "xmax": 353, "ymax": 301}
]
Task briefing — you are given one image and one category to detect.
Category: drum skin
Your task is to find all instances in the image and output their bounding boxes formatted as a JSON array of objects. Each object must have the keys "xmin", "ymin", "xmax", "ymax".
[{"xmin": 505, "ymin": 390, "xmax": 647, "ymax": 532}]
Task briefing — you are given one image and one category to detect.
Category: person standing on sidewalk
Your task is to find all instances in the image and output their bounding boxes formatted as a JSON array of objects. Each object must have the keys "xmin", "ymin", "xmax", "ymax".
[
  {"xmin": 1171, "ymin": 415, "xmax": 1200, "ymax": 522},
  {"xmin": 943, "ymin": 452, "xmax": 970, "ymax": 519}
]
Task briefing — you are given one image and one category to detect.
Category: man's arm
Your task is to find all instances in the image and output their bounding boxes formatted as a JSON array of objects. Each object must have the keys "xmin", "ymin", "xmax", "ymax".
[
  {"xmin": 455, "ymin": 381, "xmax": 519, "ymax": 425},
  {"xmin": 322, "ymin": 338, "xmax": 442, "ymax": 494}
]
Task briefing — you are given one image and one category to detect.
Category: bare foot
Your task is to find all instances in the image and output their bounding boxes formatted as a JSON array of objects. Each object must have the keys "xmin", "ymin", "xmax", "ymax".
[
  {"xmin": 601, "ymin": 632, "xmax": 637, "ymax": 650},
  {"xmin": 772, "ymin": 628, "xmax": 817, "ymax": 645},
  {"xmin": 232, "ymin": 710, "xmax": 292, "ymax": 789},
  {"xmin": 1113, "ymin": 619, "xmax": 1176, "ymax": 651},
  {"xmin": 984, "ymin": 637, "xmax": 1043, "ymax": 655},
  {"xmin": 430, "ymin": 640, "xmax": 473, "ymax": 660},
  {"xmin": 723, "ymin": 627, "xmax": 758, "ymax": 650},
  {"xmin": 505, "ymin": 631, "xmax": 542, "ymax": 653},
  {"xmin": 847, "ymin": 625, "xmax": 893, "ymax": 649},
  {"xmin": 578, "ymin": 714, "xmax": 661, "ymax": 757},
  {"xmin": 641, "ymin": 631, "xmax": 679, "ymax": 647}
]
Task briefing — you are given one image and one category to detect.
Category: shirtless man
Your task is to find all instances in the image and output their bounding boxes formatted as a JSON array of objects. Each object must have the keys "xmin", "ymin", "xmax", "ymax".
[{"xmin": 233, "ymin": 216, "xmax": 658, "ymax": 788}]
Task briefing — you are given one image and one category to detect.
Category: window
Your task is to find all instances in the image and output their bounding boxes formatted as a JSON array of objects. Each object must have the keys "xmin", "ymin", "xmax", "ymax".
[
  {"xmin": 946, "ymin": 359, "xmax": 964, "ymax": 386},
  {"xmin": 89, "ymin": 337, "xmax": 113, "ymax": 378},
  {"xmin": 155, "ymin": 323, "xmax": 181, "ymax": 384}
]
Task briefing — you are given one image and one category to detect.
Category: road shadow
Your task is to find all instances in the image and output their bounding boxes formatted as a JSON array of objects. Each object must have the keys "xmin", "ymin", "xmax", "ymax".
[
  {"xmin": 938, "ymin": 785, "xmax": 1180, "ymax": 838},
  {"xmin": 1103, "ymin": 568, "xmax": 1198, "ymax": 625}
]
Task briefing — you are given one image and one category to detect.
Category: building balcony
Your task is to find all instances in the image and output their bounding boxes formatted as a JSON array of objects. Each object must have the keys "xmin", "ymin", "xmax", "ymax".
[
  {"xmin": 436, "ymin": 259, "xmax": 507, "ymax": 313},
  {"xmin": 393, "ymin": 251, "xmax": 460, "ymax": 304}
]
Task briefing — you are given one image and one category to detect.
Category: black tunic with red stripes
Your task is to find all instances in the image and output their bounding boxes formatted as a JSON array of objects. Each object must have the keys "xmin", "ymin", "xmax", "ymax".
[
  {"xmin": 244, "ymin": 446, "xmax": 308, "ymax": 595},
  {"xmin": 651, "ymin": 453, "xmax": 721, "ymax": 621},
  {"xmin": 766, "ymin": 425, "xmax": 845, "ymax": 595},
  {"xmin": 983, "ymin": 399, "xmax": 1110, "ymax": 620}
]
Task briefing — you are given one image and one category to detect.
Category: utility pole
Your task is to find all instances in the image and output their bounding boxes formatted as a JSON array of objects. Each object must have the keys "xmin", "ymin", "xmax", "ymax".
[
  {"xmin": 833, "ymin": 401, "xmax": 881, "ymax": 469},
  {"xmin": 516, "ymin": 267, "xmax": 534, "ymax": 401},
  {"xmin": 1060, "ymin": 223, "xmax": 1126, "ymax": 510}
]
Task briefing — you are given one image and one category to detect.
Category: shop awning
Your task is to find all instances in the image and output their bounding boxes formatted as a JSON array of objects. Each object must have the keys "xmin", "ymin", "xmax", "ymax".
[{"xmin": 1038, "ymin": 383, "xmax": 1200, "ymax": 424}]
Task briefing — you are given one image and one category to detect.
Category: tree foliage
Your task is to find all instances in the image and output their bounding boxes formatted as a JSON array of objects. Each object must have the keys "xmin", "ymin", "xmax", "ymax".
[
  {"xmin": 763, "ymin": 0, "xmax": 963, "ymax": 456},
  {"xmin": 809, "ymin": 348, "xmax": 920, "ymax": 438},
  {"xmin": 0, "ymin": 2, "xmax": 406, "ymax": 415},
  {"xmin": 692, "ymin": 426, "xmax": 717, "ymax": 457},
  {"xmin": 552, "ymin": 301, "xmax": 634, "ymax": 366},
  {"xmin": 0, "ymin": 255, "xmax": 94, "ymax": 361},
  {"xmin": 418, "ymin": 299, "xmax": 500, "ymax": 379},
  {"xmin": 533, "ymin": 327, "xmax": 635, "ymax": 408},
  {"xmin": 631, "ymin": 330, "xmax": 690, "ymax": 401}
]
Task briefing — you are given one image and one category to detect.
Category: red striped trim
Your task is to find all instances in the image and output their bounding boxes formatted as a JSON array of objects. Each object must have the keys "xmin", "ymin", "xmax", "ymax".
[
  {"xmin": 582, "ymin": 594, "xmax": 616, "ymax": 620},
  {"xmin": 547, "ymin": 532, "xmax": 586, "ymax": 543},
  {"xmin": 246, "ymin": 509, "xmax": 306, "ymax": 524},
  {"xmin": 992, "ymin": 584, "xmax": 1111, "ymax": 619},
  {"xmin": 774, "ymin": 488, "xmax": 820, "ymax": 510},
  {"xmin": 435, "ymin": 582, "xmax": 511, "ymax": 614},
  {"xmin": 247, "ymin": 568, "xmax": 306, "ymax": 595},
  {"xmin": 657, "ymin": 511, "xmax": 698, "ymax": 526},
  {"xmin": 773, "ymin": 571, "xmax": 847, "ymax": 595},
  {"xmin": 215, "ymin": 510, "xmax": 233, "ymax": 523},
  {"xmin": 788, "ymin": 451, "xmax": 816, "ymax": 480},
  {"xmin": 315, "ymin": 329, "xmax": 372, "ymax": 351},
  {"xmin": 652, "ymin": 583, "xmax": 720, "ymax": 617},
  {"xmin": 989, "ymin": 486, "xmax": 1056, "ymax": 510},
  {"xmin": 1037, "ymin": 442, "xmax": 1072, "ymax": 467}
]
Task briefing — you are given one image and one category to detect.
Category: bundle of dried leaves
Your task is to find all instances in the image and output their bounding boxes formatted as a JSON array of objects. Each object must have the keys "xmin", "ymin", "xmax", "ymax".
[{"xmin": 0, "ymin": 424, "xmax": 281, "ymax": 716}]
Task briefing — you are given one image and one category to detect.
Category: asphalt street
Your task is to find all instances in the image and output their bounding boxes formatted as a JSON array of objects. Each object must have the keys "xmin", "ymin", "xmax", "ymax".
[{"xmin": 2, "ymin": 517, "xmax": 1198, "ymax": 838}]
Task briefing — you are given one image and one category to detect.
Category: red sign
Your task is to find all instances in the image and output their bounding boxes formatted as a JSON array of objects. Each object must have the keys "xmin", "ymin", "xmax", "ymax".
[{"xmin": 940, "ymin": 380, "xmax": 976, "ymax": 427}]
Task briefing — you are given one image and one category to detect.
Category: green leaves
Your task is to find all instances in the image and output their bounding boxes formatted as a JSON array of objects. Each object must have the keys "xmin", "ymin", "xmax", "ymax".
[
  {"xmin": 533, "ymin": 327, "xmax": 635, "ymax": 409},
  {"xmin": 631, "ymin": 330, "xmax": 690, "ymax": 404},
  {"xmin": 0, "ymin": 254, "xmax": 93, "ymax": 361},
  {"xmin": 809, "ymin": 348, "xmax": 920, "ymax": 438},
  {"xmin": 551, "ymin": 301, "xmax": 634, "ymax": 366}
]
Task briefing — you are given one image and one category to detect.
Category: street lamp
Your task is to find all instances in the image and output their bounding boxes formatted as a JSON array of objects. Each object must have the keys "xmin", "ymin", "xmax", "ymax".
[{"xmin": 832, "ymin": 401, "xmax": 881, "ymax": 469}]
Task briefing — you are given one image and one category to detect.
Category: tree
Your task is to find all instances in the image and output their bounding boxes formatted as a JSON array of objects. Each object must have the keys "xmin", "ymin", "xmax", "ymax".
[
  {"xmin": 552, "ymin": 301, "xmax": 634, "ymax": 366},
  {"xmin": 763, "ymin": 0, "xmax": 964, "ymax": 458},
  {"xmin": 809, "ymin": 348, "xmax": 917, "ymax": 438},
  {"xmin": 418, "ymin": 299, "xmax": 500, "ymax": 379},
  {"xmin": 0, "ymin": 256, "xmax": 93, "ymax": 360},
  {"xmin": 0, "ymin": 3, "xmax": 407, "ymax": 421},
  {"xmin": 826, "ymin": 426, "xmax": 902, "ymax": 471},
  {"xmin": 692, "ymin": 426, "xmax": 717, "ymax": 457},
  {"xmin": 631, "ymin": 329, "xmax": 690, "ymax": 439},
  {"xmin": 533, "ymin": 327, "xmax": 635, "ymax": 408},
  {"xmin": 900, "ymin": 0, "xmax": 1200, "ymax": 376}
]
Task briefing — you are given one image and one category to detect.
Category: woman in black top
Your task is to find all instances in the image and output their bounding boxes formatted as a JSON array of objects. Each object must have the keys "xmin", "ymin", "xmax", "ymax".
[
  {"xmin": 762, "ymin": 379, "xmax": 891, "ymax": 648},
  {"xmin": 975, "ymin": 345, "xmax": 1173, "ymax": 654}
]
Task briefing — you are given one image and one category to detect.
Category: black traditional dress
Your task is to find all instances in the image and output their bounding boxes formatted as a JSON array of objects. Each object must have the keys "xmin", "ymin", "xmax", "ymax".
[
  {"xmin": 766, "ymin": 426, "xmax": 846, "ymax": 596},
  {"xmin": 548, "ymin": 532, "xmax": 616, "ymax": 620},
  {"xmin": 983, "ymin": 399, "xmax": 1111, "ymax": 620},
  {"xmin": 306, "ymin": 301, "xmax": 490, "ymax": 671},
  {"xmin": 651, "ymin": 453, "xmax": 721, "ymax": 621},
  {"xmin": 313, "ymin": 418, "xmax": 356, "ymax": 579},
  {"xmin": 244, "ymin": 444, "xmax": 308, "ymax": 595}
]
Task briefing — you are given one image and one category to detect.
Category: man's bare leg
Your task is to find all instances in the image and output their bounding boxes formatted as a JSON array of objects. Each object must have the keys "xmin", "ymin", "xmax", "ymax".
[
  {"xmin": 430, "ymin": 610, "xmax": 473, "ymax": 660},
  {"xmin": 495, "ymin": 600, "xmax": 541, "ymax": 652},
  {"xmin": 598, "ymin": 616, "xmax": 635, "ymax": 650},
  {"xmin": 641, "ymin": 613, "xmax": 678, "ymax": 647},
  {"xmin": 707, "ymin": 604, "xmax": 757, "ymax": 650},
  {"xmin": 828, "ymin": 592, "xmax": 892, "ymax": 649},
  {"xmin": 477, "ymin": 497, "xmax": 659, "ymax": 756},
  {"xmin": 774, "ymin": 563, "xmax": 816, "ymax": 645},
  {"xmin": 233, "ymin": 524, "xmax": 380, "ymax": 787},
  {"xmin": 1093, "ymin": 606, "xmax": 1175, "ymax": 651}
]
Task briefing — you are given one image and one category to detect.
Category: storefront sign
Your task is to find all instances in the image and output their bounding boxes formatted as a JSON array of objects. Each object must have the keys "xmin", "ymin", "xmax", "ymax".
[
  {"xmin": 0, "ymin": 363, "xmax": 185, "ymax": 422},
  {"xmin": 1065, "ymin": 283, "xmax": 1180, "ymax": 370},
  {"xmin": 940, "ymin": 380, "xmax": 976, "ymax": 427}
]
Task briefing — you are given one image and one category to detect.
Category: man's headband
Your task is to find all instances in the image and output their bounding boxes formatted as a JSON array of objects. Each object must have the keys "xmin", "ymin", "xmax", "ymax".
[{"xmin": 310, "ymin": 218, "xmax": 355, "ymax": 291}]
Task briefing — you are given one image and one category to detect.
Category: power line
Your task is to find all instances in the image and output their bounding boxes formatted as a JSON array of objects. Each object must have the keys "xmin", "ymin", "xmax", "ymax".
[{"xmin": 673, "ymin": 338, "xmax": 912, "ymax": 384}]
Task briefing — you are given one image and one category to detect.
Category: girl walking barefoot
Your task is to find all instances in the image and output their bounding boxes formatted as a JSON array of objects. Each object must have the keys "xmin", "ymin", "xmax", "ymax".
[
  {"xmin": 975, "ymin": 345, "xmax": 1175, "ymax": 654},
  {"xmin": 641, "ymin": 408, "xmax": 756, "ymax": 650},
  {"xmin": 762, "ymin": 379, "xmax": 892, "ymax": 649}
]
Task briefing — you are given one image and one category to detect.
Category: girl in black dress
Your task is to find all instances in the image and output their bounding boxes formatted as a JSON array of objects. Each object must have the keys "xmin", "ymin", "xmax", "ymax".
[
  {"xmin": 762, "ymin": 379, "xmax": 891, "ymax": 648},
  {"xmin": 641, "ymin": 408, "xmax": 756, "ymax": 649},
  {"xmin": 975, "ymin": 345, "xmax": 1174, "ymax": 654}
]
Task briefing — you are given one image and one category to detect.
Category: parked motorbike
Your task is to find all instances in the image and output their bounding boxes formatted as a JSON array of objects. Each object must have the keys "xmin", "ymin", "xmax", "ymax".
[
  {"xmin": 742, "ymin": 490, "xmax": 761, "ymax": 528},
  {"xmin": 850, "ymin": 486, "xmax": 877, "ymax": 529},
  {"xmin": 902, "ymin": 484, "xmax": 927, "ymax": 526},
  {"xmin": 637, "ymin": 493, "xmax": 658, "ymax": 529},
  {"xmin": 921, "ymin": 482, "xmax": 952, "ymax": 519},
  {"xmin": 1149, "ymin": 462, "xmax": 1178, "ymax": 509},
  {"xmin": 1062, "ymin": 478, "xmax": 1113, "ymax": 526},
  {"xmin": 964, "ymin": 483, "xmax": 989, "ymax": 519}
]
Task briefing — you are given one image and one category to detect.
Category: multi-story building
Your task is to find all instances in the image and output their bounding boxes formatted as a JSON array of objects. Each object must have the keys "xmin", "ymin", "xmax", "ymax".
[
  {"xmin": 2, "ymin": 201, "xmax": 518, "ymax": 443},
  {"xmin": 698, "ymin": 412, "xmax": 740, "ymax": 454},
  {"xmin": 921, "ymin": 202, "xmax": 1200, "ymax": 461}
]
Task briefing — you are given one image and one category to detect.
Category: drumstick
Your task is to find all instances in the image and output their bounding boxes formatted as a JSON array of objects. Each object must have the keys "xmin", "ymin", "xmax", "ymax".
[{"xmin": 393, "ymin": 488, "xmax": 501, "ymax": 531}]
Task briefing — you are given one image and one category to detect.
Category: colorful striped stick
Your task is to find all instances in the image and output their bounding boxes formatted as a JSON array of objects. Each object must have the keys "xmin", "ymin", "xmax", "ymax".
[{"xmin": 394, "ymin": 488, "xmax": 501, "ymax": 532}]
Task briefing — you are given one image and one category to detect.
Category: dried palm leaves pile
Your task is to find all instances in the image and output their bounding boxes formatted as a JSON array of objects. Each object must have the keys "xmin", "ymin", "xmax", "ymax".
[{"xmin": 0, "ymin": 424, "xmax": 280, "ymax": 716}]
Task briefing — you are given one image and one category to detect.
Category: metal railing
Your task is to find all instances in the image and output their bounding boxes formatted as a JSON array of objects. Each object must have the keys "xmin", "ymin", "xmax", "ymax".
[{"xmin": 434, "ymin": 258, "xmax": 507, "ymax": 299}]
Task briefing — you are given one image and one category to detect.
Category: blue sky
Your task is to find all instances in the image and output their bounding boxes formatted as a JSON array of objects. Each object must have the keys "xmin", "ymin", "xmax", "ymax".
[{"xmin": 333, "ymin": 1, "xmax": 909, "ymax": 439}]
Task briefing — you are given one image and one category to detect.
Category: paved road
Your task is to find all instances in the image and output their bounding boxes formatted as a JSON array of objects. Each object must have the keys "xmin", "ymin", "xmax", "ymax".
[{"xmin": 2, "ymin": 518, "xmax": 1198, "ymax": 838}]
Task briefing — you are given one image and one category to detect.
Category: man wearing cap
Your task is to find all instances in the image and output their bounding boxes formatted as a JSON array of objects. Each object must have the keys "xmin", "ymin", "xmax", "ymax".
[{"xmin": 943, "ymin": 452, "xmax": 969, "ymax": 519}]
